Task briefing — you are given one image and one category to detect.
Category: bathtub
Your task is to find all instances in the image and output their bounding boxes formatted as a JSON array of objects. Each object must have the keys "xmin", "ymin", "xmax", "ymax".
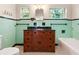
[{"xmin": 59, "ymin": 38, "xmax": 79, "ymax": 55}]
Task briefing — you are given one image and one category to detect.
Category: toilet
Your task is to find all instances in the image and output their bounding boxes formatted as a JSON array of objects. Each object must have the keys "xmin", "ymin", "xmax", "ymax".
[{"xmin": 0, "ymin": 35, "xmax": 20, "ymax": 55}]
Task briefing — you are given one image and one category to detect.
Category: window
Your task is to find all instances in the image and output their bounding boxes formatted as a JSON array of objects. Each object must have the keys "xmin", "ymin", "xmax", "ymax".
[
  {"xmin": 49, "ymin": 8, "xmax": 67, "ymax": 19},
  {"xmin": 20, "ymin": 7, "xmax": 30, "ymax": 19}
]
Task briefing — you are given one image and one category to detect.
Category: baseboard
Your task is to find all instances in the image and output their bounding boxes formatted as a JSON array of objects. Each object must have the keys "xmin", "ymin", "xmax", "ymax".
[
  {"xmin": 12, "ymin": 43, "xmax": 58, "ymax": 47},
  {"xmin": 12, "ymin": 44, "xmax": 16, "ymax": 47},
  {"xmin": 12, "ymin": 44, "xmax": 24, "ymax": 47},
  {"xmin": 55, "ymin": 43, "xmax": 58, "ymax": 46}
]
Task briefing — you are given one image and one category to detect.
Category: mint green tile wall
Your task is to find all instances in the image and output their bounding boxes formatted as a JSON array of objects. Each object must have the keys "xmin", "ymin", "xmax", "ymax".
[
  {"xmin": 16, "ymin": 20, "xmax": 72, "ymax": 44},
  {"xmin": 72, "ymin": 20, "xmax": 79, "ymax": 39},
  {"xmin": 0, "ymin": 17, "xmax": 78, "ymax": 48},
  {"xmin": 50, "ymin": 20, "xmax": 72, "ymax": 43},
  {"xmin": 16, "ymin": 20, "xmax": 32, "ymax": 43},
  {"xmin": 16, "ymin": 25, "xmax": 27, "ymax": 43},
  {"xmin": 0, "ymin": 18, "xmax": 16, "ymax": 48}
]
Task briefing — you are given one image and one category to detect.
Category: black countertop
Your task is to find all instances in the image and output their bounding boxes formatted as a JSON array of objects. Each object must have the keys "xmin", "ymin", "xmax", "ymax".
[{"xmin": 27, "ymin": 27, "xmax": 51, "ymax": 30}]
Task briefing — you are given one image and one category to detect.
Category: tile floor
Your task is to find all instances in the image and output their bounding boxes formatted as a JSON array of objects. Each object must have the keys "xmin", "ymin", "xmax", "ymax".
[{"xmin": 15, "ymin": 45, "xmax": 70, "ymax": 55}]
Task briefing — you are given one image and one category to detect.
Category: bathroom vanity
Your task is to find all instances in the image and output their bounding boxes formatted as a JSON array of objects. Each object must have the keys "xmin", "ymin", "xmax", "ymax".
[{"xmin": 24, "ymin": 27, "xmax": 55, "ymax": 52}]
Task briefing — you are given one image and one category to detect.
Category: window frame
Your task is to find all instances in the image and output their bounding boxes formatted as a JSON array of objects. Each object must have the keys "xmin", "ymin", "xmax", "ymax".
[{"xmin": 49, "ymin": 8, "xmax": 67, "ymax": 19}]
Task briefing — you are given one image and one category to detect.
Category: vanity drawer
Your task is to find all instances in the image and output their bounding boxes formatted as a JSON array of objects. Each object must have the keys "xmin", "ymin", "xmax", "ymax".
[{"xmin": 24, "ymin": 30, "xmax": 33, "ymax": 36}]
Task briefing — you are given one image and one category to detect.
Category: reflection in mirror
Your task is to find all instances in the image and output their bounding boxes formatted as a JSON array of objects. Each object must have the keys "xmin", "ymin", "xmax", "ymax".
[{"xmin": 35, "ymin": 8, "xmax": 44, "ymax": 20}]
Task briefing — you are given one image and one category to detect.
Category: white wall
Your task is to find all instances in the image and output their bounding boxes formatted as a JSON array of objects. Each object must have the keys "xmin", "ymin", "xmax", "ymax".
[
  {"xmin": 0, "ymin": 4, "xmax": 16, "ymax": 18},
  {"xmin": 16, "ymin": 4, "xmax": 30, "ymax": 19},
  {"xmin": 72, "ymin": 4, "xmax": 79, "ymax": 19},
  {"xmin": 0, "ymin": 4, "xmax": 79, "ymax": 19},
  {"xmin": 16, "ymin": 4, "xmax": 72, "ymax": 19}
]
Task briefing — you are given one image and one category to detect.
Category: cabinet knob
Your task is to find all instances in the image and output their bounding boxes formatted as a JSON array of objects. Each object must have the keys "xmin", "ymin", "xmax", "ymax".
[
  {"xmin": 27, "ymin": 38, "xmax": 29, "ymax": 40},
  {"xmin": 49, "ymin": 45, "xmax": 52, "ymax": 47},
  {"xmin": 50, "ymin": 38, "xmax": 51, "ymax": 40},
  {"xmin": 42, "ymin": 31, "xmax": 44, "ymax": 33},
  {"xmin": 34, "ymin": 32, "xmax": 36, "ymax": 34},
  {"xmin": 27, "ymin": 45, "xmax": 30, "ymax": 48},
  {"xmin": 38, "ymin": 41, "xmax": 42, "ymax": 44}
]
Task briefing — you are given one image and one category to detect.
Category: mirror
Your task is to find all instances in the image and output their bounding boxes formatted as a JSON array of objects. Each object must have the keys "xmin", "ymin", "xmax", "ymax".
[{"xmin": 35, "ymin": 8, "xmax": 44, "ymax": 20}]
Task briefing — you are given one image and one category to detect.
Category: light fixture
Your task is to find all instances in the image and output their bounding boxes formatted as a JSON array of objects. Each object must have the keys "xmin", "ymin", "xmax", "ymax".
[{"xmin": 37, "ymin": 4, "xmax": 41, "ymax": 9}]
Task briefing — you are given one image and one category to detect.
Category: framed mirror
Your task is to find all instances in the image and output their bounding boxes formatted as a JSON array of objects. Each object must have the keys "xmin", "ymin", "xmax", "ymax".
[{"xmin": 35, "ymin": 8, "xmax": 44, "ymax": 20}]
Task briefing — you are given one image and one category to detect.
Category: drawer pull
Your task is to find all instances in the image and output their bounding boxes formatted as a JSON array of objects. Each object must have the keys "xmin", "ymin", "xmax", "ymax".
[
  {"xmin": 38, "ymin": 41, "xmax": 42, "ymax": 44},
  {"xmin": 34, "ymin": 32, "xmax": 36, "ymax": 34},
  {"xmin": 27, "ymin": 38, "xmax": 29, "ymax": 40},
  {"xmin": 50, "ymin": 38, "xmax": 51, "ymax": 40},
  {"xmin": 49, "ymin": 45, "xmax": 52, "ymax": 47},
  {"xmin": 27, "ymin": 45, "xmax": 30, "ymax": 47}
]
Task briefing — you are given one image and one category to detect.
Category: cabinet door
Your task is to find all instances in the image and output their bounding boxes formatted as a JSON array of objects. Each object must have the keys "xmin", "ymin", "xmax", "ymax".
[
  {"xmin": 41, "ymin": 30, "xmax": 55, "ymax": 52},
  {"xmin": 32, "ymin": 30, "xmax": 55, "ymax": 52},
  {"xmin": 51, "ymin": 30, "xmax": 55, "ymax": 52},
  {"xmin": 24, "ymin": 30, "xmax": 33, "ymax": 52},
  {"xmin": 32, "ymin": 30, "xmax": 41, "ymax": 51},
  {"xmin": 41, "ymin": 30, "xmax": 52, "ymax": 52}
]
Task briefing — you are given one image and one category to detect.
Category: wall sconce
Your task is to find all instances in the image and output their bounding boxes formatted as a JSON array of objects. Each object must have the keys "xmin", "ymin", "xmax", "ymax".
[
  {"xmin": 37, "ymin": 4, "xmax": 41, "ymax": 9},
  {"xmin": 33, "ymin": 4, "xmax": 42, "ymax": 9}
]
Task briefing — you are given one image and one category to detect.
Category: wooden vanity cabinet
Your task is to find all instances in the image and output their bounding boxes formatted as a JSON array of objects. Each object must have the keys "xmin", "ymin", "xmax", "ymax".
[{"xmin": 24, "ymin": 29, "xmax": 55, "ymax": 52}]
